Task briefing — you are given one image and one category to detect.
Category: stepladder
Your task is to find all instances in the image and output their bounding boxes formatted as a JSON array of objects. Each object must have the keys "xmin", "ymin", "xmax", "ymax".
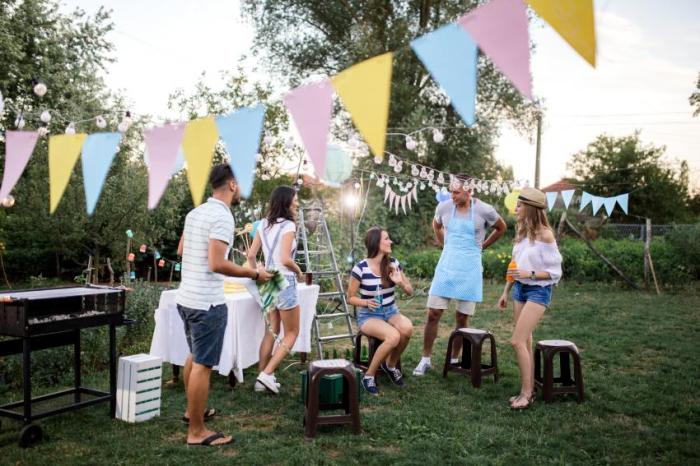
[{"xmin": 296, "ymin": 205, "xmax": 355, "ymax": 358}]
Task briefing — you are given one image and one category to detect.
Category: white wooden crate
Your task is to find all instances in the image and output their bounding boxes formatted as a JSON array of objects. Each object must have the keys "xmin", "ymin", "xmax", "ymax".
[{"xmin": 116, "ymin": 354, "xmax": 162, "ymax": 423}]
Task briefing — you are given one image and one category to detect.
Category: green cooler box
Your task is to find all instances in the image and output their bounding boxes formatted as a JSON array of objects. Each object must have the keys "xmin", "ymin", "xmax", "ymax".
[{"xmin": 300, "ymin": 367, "xmax": 363, "ymax": 406}]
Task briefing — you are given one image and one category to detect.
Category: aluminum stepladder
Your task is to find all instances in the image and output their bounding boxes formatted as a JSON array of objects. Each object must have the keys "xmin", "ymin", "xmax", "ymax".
[{"xmin": 296, "ymin": 206, "xmax": 355, "ymax": 359}]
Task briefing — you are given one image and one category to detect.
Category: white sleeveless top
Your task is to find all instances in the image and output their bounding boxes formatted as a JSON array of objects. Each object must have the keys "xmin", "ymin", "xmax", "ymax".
[{"xmin": 512, "ymin": 238, "xmax": 563, "ymax": 286}]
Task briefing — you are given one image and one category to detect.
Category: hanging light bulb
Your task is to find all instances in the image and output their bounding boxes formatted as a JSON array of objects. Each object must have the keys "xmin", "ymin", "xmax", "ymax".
[
  {"xmin": 376, "ymin": 177, "xmax": 384, "ymax": 188},
  {"xmin": 369, "ymin": 173, "xmax": 376, "ymax": 180},
  {"xmin": 405, "ymin": 135, "xmax": 417, "ymax": 151},
  {"xmin": 437, "ymin": 172, "xmax": 445, "ymax": 185},
  {"xmin": 37, "ymin": 127, "xmax": 49, "ymax": 137},
  {"xmin": 419, "ymin": 182, "xmax": 426, "ymax": 190},
  {"xmin": 15, "ymin": 114, "xmax": 25, "ymax": 129},
  {"xmin": 411, "ymin": 165, "xmax": 419, "ymax": 177},
  {"xmin": 406, "ymin": 182, "xmax": 413, "ymax": 189},
  {"xmin": 373, "ymin": 155, "xmax": 383, "ymax": 164},
  {"xmin": 33, "ymin": 81, "xmax": 48, "ymax": 97},
  {"xmin": 394, "ymin": 161, "xmax": 403, "ymax": 173},
  {"xmin": 95, "ymin": 115, "xmax": 107, "ymax": 129},
  {"xmin": 420, "ymin": 167, "xmax": 428, "ymax": 179},
  {"xmin": 428, "ymin": 170, "xmax": 435, "ymax": 181},
  {"xmin": 40, "ymin": 110, "xmax": 51, "ymax": 123},
  {"xmin": 118, "ymin": 111, "xmax": 132, "ymax": 132},
  {"xmin": 296, "ymin": 177, "xmax": 304, "ymax": 186},
  {"xmin": 432, "ymin": 128, "xmax": 444, "ymax": 143},
  {"xmin": 65, "ymin": 122, "xmax": 76, "ymax": 135},
  {"xmin": 1, "ymin": 196, "xmax": 15, "ymax": 208},
  {"xmin": 388, "ymin": 154, "xmax": 396, "ymax": 167}
]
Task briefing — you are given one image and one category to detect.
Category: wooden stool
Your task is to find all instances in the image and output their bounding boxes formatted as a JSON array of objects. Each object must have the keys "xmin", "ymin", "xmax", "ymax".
[
  {"xmin": 352, "ymin": 330, "xmax": 402, "ymax": 373},
  {"xmin": 443, "ymin": 328, "xmax": 498, "ymax": 388},
  {"xmin": 304, "ymin": 359, "xmax": 361, "ymax": 439},
  {"xmin": 534, "ymin": 340, "xmax": 584, "ymax": 403}
]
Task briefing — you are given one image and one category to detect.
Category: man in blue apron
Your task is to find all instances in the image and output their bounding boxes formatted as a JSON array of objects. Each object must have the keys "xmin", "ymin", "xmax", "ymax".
[{"xmin": 413, "ymin": 175, "xmax": 507, "ymax": 376}]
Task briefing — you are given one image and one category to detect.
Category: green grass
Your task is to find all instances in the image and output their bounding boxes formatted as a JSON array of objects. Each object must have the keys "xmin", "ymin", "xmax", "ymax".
[{"xmin": 0, "ymin": 282, "xmax": 698, "ymax": 465}]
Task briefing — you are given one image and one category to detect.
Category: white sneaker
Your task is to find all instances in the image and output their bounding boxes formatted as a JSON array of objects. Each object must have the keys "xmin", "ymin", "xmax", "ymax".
[
  {"xmin": 256, "ymin": 372, "xmax": 280, "ymax": 394},
  {"xmin": 412, "ymin": 358, "xmax": 432, "ymax": 376},
  {"xmin": 254, "ymin": 380, "xmax": 281, "ymax": 392},
  {"xmin": 450, "ymin": 358, "xmax": 460, "ymax": 365}
]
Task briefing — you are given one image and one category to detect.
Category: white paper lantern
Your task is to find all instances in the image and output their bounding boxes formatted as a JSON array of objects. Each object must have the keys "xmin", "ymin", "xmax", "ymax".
[
  {"xmin": 373, "ymin": 155, "xmax": 383, "ymax": 164},
  {"xmin": 1, "ymin": 196, "xmax": 15, "ymax": 208},
  {"xmin": 37, "ymin": 127, "xmax": 49, "ymax": 137},
  {"xmin": 405, "ymin": 136, "xmax": 417, "ymax": 151},
  {"xmin": 40, "ymin": 110, "xmax": 51, "ymax": 123},
  {"xmin": 33, "ymin": 82, "xmax": 47, "ymax": 97},
  {"xmin": 411, "ymin": 165, "xmax": 419, "ymax": 177},
  {"xmin": 432, "ymin": 128, "xmax": 444, "ymax": 143},
  {"xmin": 95, "ymin": 115, "xmax": 107, "ymax": 129}
]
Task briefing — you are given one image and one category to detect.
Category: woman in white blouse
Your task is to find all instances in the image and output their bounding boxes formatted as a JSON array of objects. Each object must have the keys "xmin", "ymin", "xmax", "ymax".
[{"xmin": 498, "ymin": 187, "xmax": 562, "ymax": 409}]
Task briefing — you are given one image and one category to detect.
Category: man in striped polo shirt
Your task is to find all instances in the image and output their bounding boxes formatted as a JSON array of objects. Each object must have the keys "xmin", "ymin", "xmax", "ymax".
[{"xmin": 176, "ymin": 164, "xmax": 272, "ymax": 447}]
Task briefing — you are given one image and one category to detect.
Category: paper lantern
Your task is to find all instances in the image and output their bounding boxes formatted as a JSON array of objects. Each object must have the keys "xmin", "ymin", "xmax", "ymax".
[
  {"xmin": 125, "ymin": 229, "xmax": 134, "ymax": 238},
  {"xmin": 129, "ymin": 271, "xmax": 136, "ymax": 280},
  {"xmin": 250, "ymin": 220, "xmax": 261, "ymax": 238},
  {"xmin": 323, "ymin": 145, "xmax": 353, "ymax": 188},
  {"xmin": 158, "ymin": 259, "xmax": 165, "ymax": 268},
  {"xmin": 435, "ymin": 191, "xmax": 450, "ymax": 203},
  {"xmin": 127, "ymin": 253, "xmax": 135, "ymax": 262},
  {"xmin": 504, "ymin": 190, "xmax": 521, "ymax": 215},
  {"xmin": 174, "ymin": 263, "xmax": 181, "ymax": 272},
  {"xmin": 154, "ymin": 251, "xmax": 161, "ymax": 260},
  {"xmin": 139, "ymin": 244, "xmax": 147, "ymax": 253}
]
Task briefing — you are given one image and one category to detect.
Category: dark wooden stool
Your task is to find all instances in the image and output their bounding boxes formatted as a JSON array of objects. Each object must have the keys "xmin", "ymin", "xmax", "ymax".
[
  {"xmin": 304, "ymin": 359, "xmax": 361, "ymax": 440},
  {"xmin": 443, "ymin": 328, "xmax": 498, "ymax": 388},
  {"xmin": 352, "ymin": 330, "xmax": 402, "ymax": 373},
  {"xmin": 534, "ymin": 339, "xmax": 584, "ymax": 403}
]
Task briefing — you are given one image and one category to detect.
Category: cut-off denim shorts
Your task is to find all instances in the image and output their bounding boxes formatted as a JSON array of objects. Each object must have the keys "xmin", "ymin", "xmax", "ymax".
[
  {"xmin": 357, "ymin": 303, "xmax": 399, "ymax": 330},
  {"xmin": 512, "ymin": 281, "xmax": 553, "ymax": 308},
  {"xmin": 276, "ymin": 274, "xmax": 300, "ymax": 311}
]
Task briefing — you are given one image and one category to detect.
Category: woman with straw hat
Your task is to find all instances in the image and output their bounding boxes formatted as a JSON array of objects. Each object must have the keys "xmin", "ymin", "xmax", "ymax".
[{"xmin": 497, "ymin": 187, "xmax": 563, "ymax": 410}]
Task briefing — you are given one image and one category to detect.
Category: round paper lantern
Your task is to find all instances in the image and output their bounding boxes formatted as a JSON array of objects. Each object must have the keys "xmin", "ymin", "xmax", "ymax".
[
  {"xmin": 435, "ymin": 191, "xmax": 451, "ymax": 203},
  {"xmin": 127, "ymin": 253, "xmax": 135, "ymax": 262},
  {"xmin": 139, "ymin": 244, "xmax": 147, "ymax": 253},
  {"xmin": 323, "ymin": 145, "xmax": 353, "ymax": 188},
  {"xmin": 504, "ymin": 190, "xmax": 521, "ymax": 214},
  {"xmin": 158, "ymin": 259, "xmax": 165, "ymax": 268}
]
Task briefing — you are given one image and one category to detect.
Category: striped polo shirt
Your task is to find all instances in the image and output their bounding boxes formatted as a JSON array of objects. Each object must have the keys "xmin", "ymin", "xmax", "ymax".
[
  {"xmin": 350, "ymin": 258, "xmax": 402, "ymax": 306},
  {"xmin": 176, "ymin": 197, "xmax": 234, "ymax": 311}
]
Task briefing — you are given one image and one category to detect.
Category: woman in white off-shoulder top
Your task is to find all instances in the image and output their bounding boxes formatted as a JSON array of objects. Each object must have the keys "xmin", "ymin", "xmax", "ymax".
[{"xmin": 497, "ymin": 188, "xmax": 562, "ymax": 410}]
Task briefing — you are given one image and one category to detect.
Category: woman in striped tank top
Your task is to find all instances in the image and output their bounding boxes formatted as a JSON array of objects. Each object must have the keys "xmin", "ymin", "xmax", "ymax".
[{"xmin": 347, "ymin": 227, "xmax": 414, "ymax": 395}]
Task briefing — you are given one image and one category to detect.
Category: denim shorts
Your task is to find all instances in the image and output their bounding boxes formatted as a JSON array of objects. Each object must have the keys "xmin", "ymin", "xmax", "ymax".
[
  {"xmin": 177, "ymin": 303, "xmax": 227, "ymax": 367},
  {"xmin": 512, "ymin": 281, "xmax": 553, "ymax": 308},
  {"xmin": 357, "ymin": 303, "xmax": 400, "ymax": 330},
  {"xmin": 276, "ymin": 275, "xmax": 299, "ymax": 311}
]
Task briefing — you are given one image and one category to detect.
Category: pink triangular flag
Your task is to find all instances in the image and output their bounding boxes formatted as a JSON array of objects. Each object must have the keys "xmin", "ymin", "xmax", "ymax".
[
  {"xmin": 458, "ymin": 0, "xmax": 532, "ymax": 99},
  {"xmin": 401, "ymin": 195, "xmax": 407, "ymax": 214},
  {"xmin": 0, "ymin": 131, "xmax": 39, "ymax": 200},
  {"xmin": 412, "ymin": 186, "xmax": 418, "ymax": 203},
  {"xmin": 389, "ymin": 190, "xmax": 396, "ymax": 207},
  {"xmin": 283, "ymin": 79, "xmax": 333, "ymax": 177},
  {"xmin": 407, "ymin": 190, "xmax": 413, "ymax": 210},
  {"xmin": 144, "ymin": 122, "xmax": 187, "ymax": 209},
  {"xmin": 385, "ymin": 184, "xmax": 391, "ymax": 203}
]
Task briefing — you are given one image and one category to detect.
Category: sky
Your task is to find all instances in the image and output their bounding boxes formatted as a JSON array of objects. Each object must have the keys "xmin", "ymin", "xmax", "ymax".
[{"xmin": 59, "ymin": 0, "xmax": 700, "ymax": 191}]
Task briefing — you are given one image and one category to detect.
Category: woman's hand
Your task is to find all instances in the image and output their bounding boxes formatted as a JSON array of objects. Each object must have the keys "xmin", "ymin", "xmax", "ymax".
[
  {"xmin": 389, "ymin": 267, "xmax": 404, "ymax": 286},
  {"xmin": 365, "ymin": 298, "xmax": 379, "ymax": 310},
  {"xmin": 497, "ymin": 293, "xmax": 508, "ymax": 310},
  {"xmin": 507, "ymin": 269, "xmax": 532, "ymax": 280},
  {"xmin": 297, "ymin": 271, "xmax": 306, "ymax": 283}
]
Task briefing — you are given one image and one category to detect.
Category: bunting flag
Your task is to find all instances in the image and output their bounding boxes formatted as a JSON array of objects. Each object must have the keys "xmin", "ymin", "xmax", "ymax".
[
  {"xmin": 591, "ymin": 195, "xmax": 603, "ymax": 215},
  {"xmin": 579, "ymin": 191, "xmax": 592, "ymax": 211},
  {"xmin": 407, "ymin": 189, "xmax": 413, "ymax": 209},
  {"xmin": 384, "ymin": 184, "xmax": 391, "ymax": 203},
  {"xmin": 0, "ymin": 131, "xmax": 39, "ymax": 200},
  {"xmin": 401, "ymin": 195, "xmax": 407, "ymax": 214},
  {"xmin": 283, "ymin": 80, "xmax": 333, "ymax": 178},
  {"xmin": 332, "ymin": 52, "xmax": 393, "ymax": 159},
  {"xmin": 412, "ymin": 186, "xmax": 418, "ymax": 202},
  {"xmin": 458, "ymin": 0, "xmax": 532, "ymax": 99},
  {"xmin": 49, "ymin": 134, "xmax": 88, "ymax": 213},
  {"xmin": 545, "ymin": 191, "xmax": 558, "ymax": 211},
  {"xmin": 561, "ymin": 189, "xmax": 575, "ymax": 208},
  {"xmin": 603, "ymin": 196, "xmax": 617, "ymax": 216},
  {"xmin": 181, "ymin": 117, "xmax": 219, "ymax": 206},
  {"xmin": 216, "ymin": 105, "xmax": 266, "ymax": 198},
  {"xmin": 410, "ymin": 23, "xmax": 478, "ymax": 126},
  {"xmin": 144, "ymin": 122, "xmax": 187, "ymax": 210},
  {"xmin": 528, "ymin": 0, "xmax": 597, "ymax": 67},
  {"xmin": 81, "ymin": 132, "xmax": 122, "ymax": 215},
  {"xmin": 616, "ymin": 193, "xmax": 629, "ymax": 214}
]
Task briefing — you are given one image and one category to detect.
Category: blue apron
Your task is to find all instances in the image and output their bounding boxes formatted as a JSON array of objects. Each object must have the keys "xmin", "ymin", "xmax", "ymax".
[{"xmin": 428, "ymin": 201, "xmax": 483, "ymax": 302}]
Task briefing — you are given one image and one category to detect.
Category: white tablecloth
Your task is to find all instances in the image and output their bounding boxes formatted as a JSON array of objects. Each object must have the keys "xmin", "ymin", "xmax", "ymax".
[{"xmin": 149, "ymin": 279, "xmax": 319, "ymax": 382}]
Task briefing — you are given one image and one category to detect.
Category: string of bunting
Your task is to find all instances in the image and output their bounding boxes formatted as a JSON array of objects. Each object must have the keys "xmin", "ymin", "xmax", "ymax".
[{"xmin": 0, "ymin": 0, "xmax": 596, "ymax": 214}]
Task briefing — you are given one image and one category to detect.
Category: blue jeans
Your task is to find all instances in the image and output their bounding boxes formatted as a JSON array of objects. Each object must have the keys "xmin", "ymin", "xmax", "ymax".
[
  {"xmin": 357, "ymin": 303, "xmax": 400, "ymax": 330},
  {"xmin": 512, "ymin": 281, "xmax": 553, "ymax": 308},
  {"xmin": 177, "ymin": 303, "xmax": 227, "ymax": 367}
]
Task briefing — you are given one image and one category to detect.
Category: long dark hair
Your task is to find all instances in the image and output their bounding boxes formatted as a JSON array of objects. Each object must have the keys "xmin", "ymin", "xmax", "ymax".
[
  {"xmin": 364, "ymin": 227, "xmax": 391, "ymax": 287},
  {"xmin": 266, "ymin": 186, "xmax": 296, "ymax": 229}
]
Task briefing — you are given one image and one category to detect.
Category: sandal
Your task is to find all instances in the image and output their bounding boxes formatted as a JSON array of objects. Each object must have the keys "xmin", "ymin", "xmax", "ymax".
[
  {"xmin": 182, "ymin": 407, "xmax": 217, "ymax": 424},
  {"xmin": 187, "ymin": 432, "xmax": 232, "ymax": 447},
  {"xmin": 510, "ymin": 394, "xmax": 535, "ymax": 410}
]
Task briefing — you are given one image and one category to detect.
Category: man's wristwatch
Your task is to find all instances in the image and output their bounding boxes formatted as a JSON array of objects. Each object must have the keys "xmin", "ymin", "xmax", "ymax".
[{"xmin": 530, "ymin": 270, "xmax": 536, "ymax": 280}]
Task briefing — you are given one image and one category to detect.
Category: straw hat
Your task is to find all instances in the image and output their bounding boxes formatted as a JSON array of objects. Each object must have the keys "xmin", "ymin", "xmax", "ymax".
[{"xmin": 518, "ymin": 187, "xmax": 547, "ymax": 209}]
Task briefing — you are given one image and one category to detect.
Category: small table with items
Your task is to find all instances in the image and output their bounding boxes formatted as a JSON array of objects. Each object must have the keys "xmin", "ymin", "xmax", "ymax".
[{"xmin": 149, "ymin": 278, "xmax": 319, "ymax": 384}]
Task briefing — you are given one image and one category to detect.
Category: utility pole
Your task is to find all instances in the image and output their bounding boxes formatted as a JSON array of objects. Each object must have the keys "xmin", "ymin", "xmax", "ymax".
[{"xmin": 534, "ymin": 111, "xmax": 542, "ymax": 189}]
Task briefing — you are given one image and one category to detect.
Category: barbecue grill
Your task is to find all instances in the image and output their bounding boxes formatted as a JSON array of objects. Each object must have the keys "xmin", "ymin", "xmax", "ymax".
[{"xmin": 0, "ymin": 285, "xmax": 127, "ymax": 447}]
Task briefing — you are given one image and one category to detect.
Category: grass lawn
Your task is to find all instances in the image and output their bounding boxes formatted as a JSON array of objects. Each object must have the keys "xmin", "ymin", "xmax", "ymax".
[{"xmin": 0, "ymin": 282, "xmax": 698, "ymax": 465}]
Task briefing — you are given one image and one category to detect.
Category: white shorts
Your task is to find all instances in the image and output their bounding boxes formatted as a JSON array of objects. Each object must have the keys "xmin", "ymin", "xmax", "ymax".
[{"xmin": 427, "ymin": 295, "xmax": 476, "ymax": 316}]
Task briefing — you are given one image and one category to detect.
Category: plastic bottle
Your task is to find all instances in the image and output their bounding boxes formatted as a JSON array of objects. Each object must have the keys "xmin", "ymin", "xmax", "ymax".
[
  {"xmin": 506, "ymin": 258, "xmax": 518, "ymax": 283},
  {"xmin": 374, "ymin": 284, "xmax": 383, "ymax": 312}
]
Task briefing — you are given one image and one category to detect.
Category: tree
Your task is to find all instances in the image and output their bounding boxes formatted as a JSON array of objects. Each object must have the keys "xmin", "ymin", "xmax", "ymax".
[
  {"xmin": 690, "ymin": 72, "xmax": 700, "ymax": 117},
  {"xmin": 567, "ymin": 133, "xmax": 693, "ymax": 223}
]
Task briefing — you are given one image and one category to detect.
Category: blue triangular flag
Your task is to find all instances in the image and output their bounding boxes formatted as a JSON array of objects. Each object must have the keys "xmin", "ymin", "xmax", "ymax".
[
  {"xmin": 591, "ymin": 195, "xmax": 603, "ymax": 215},
  {"xmin": 81, "ymin": 132, "xmax": 122, "ymax": 215},
  {"xmin": 411, "ymin": 23, "xmax": 478, "ymax": 126},
  {"xmin": 603, "ymin": 197, "xmax": 617, "ymax": 216},
  {"xmin": 579, "ymin": 191, "xmax": 592, "ymax": 211},
  {"xmin": 215, "ymin": 105, "xmax": 266, "ymax": 198},
  {"xmin": 545, "ymin": 192, "xmax": 558, "ymax": 211},
  {"xmin": 561, "ymin": 189, "xmax": 575, "ymax": 209},
  {"xmin": 616, "ymin": 193, "xmax": 629, "ymax": 214}
]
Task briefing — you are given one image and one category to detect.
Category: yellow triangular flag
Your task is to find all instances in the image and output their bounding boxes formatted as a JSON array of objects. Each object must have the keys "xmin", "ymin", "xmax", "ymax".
[
  {"xmin": 181, "ymin": 117, "xmax": 219, "ymax": 206},
  {"xmin": 49, "ymin": 133, "xmax": 87, "ymax": 213},
  {"xmin": 528, "ymin": 0, "xmax": 596, "ymax": 67},
  {"xmin": 332, "ymin": 52, "xmax": 393, "ymax": 159}
]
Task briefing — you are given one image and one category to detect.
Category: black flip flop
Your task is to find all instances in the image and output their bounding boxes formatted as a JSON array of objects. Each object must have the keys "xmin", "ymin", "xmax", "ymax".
[
  {"xmin": 187, "ymin": 432, "xmax": 232, "ymax": 447},
  {"xmin": 181, "ymin": 407, "xmax": 217, "ymax": 424}
]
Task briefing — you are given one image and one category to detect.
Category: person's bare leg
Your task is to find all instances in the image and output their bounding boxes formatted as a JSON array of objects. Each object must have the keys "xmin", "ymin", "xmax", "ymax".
[
  {"xmin": 186, "ymin": 363, "xmax": 231, "ymax": 445},
  {"xmin": 263, "ymin": 306, "xmax": 300, "ymax": 374},
  {"xmin": 510, "ymin": 301, "xmax": 546, "ymax": 408},
  {"xmin": 182, "ymin": 355, "xmax": 192, "ymax": 418},
  {"xmin": 258, "ymin": 309, "xmax": 281, "ymax": 371},
  {"xmin": 360, "ymin": 319, "xmax": 401, "ymax": 376},
  {"xmin": 387, "ymin": 314, "xmax": 413, "ymax": 366},
  {"xmin": 421, "ymin": 308, "xmax": 443, "ymax": 357},
  {"xmin": 451, "ymin": 313, "xmax": 469, "ymax": 359}
]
